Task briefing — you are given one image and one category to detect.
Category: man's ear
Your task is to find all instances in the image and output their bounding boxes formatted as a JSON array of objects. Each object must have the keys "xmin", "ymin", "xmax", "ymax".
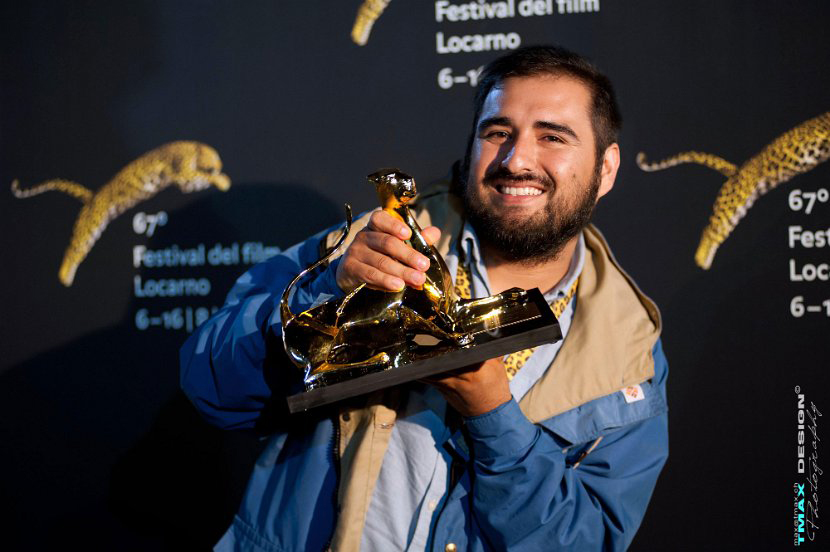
[{"xmin": 596, "ymin": 143, "xmax": 620, "ymax": 200}]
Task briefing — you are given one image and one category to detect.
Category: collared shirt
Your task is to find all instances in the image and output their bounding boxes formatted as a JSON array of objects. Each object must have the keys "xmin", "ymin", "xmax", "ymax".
[{"xmin": 361, "ymin": 224, "xmax": 586, "ymax": 551}]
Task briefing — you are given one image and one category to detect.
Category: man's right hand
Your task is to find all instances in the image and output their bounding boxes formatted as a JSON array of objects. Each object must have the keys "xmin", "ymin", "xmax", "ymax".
[{"xmin": 335, "ymin": 209, "xmax": 441, "ymax": 292}]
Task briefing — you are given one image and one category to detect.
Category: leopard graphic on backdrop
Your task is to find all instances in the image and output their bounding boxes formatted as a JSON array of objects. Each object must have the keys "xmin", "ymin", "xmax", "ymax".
[
  {"xmin": 637, "ymin": 111, "xmax": 830, "ymax": 269},
  {"xmin": 351, "ymin": 0, "xmax": 391, "ymax": 46},
  {"xmin": 11, "ymin": 141, "xmax": 231, "ymax": 286}
]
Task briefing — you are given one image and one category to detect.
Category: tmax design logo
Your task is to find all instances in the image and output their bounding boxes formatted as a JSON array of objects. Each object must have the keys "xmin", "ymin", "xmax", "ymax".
[
  {"xmin": 638, "ymin": 112, "xmax": 830, "ymax": 269},
  {"xmin": 11, "ymin": 141, "xmax": 231, "ymax": 286}
]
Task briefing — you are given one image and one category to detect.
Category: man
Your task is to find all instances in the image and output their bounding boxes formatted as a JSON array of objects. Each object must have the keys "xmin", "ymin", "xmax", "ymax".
[{"xmin": 181, "ymin": 45, "xmax": 668, "ymax": 551}]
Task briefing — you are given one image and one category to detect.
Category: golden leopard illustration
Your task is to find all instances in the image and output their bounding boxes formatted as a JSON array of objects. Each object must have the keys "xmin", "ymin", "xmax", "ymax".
[
  {"xmin": 11, "ymin": 141, "xmax": 231, "ymax": 286},
  {"xmin": 351, "ymin": 0, "xmax": 391, "ymax": 46},
  {"xmin": 637, "ymin": 111, "xmax": 830, "ymax": 269}
]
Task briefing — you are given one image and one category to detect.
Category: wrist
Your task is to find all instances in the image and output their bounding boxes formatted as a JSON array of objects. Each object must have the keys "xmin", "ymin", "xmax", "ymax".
[
  {"xmin": 455, "ymin": 390, "xmax": 512, "ymax": 418},
  {"xmin": 464, "ymin": 399, "xmax": 539, "ymax": 461}
]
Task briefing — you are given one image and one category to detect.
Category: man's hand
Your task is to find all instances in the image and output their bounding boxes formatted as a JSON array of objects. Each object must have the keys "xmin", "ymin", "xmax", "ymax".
[
  {"xmin": 336, "ymin": 209, "xmax": 441, "ymax": 292},
  {"xmin": 426, "ymin": 357, "xmax": 513, "ymax": 418}
]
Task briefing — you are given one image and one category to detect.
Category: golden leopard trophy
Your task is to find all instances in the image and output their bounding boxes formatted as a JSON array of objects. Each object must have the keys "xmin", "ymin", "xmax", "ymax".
[{"xmin": 282, "ymin": 169, "xmax": 561, "ymax": 412}]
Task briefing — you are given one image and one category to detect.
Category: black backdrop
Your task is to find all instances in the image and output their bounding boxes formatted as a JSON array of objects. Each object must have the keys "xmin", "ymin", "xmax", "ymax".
[{"xmin": 2, "ymin": 1, "xmax": 828, "ymax": 550}]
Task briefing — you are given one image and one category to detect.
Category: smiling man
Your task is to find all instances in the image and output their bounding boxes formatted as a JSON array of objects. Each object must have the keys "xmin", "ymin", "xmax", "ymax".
[
  {"xmin": 181, "ymin": 45, "xmax": 668, "ymax": 551},
  {"xmin": 465, "ymin": 74, "xmax": 613, "ymax": 280}
]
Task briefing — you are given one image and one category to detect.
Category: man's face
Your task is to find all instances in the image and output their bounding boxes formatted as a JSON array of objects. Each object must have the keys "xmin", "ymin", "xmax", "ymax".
[{"xmin": 464, "ymin": 74, "xmax": 617, "ymax": 263}]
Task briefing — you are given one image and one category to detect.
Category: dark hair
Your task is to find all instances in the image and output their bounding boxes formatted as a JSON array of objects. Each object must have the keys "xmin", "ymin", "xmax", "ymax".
[{"xmin": 459, "ymin": 45, "xmax": 622, "ymax": 183}]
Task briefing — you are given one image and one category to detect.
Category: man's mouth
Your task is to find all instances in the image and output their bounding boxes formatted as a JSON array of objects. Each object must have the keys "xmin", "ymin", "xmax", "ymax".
[{"xmin": 495, "ymin": 184, "xmax": 545, "ymax": 196}]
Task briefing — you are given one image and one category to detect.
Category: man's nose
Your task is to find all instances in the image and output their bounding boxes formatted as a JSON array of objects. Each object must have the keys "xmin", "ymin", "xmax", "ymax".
[{"xmin": 500, "ymin": 134, "xmax": 535, "ymax": 173}]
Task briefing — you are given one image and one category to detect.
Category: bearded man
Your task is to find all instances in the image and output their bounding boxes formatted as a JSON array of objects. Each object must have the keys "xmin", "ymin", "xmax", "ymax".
[{"xmin": 181, "ymin": 45, "xmax": 668, "ymax": 552}]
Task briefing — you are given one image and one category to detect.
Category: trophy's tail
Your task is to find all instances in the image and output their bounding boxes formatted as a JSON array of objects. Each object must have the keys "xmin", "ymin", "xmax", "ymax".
[{"xmin": 280, "ymin": 204, "xmax": 353, "ymax": 330}]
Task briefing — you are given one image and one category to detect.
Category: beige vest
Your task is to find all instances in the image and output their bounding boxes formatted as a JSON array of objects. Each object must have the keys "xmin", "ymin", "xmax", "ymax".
[{"xmin": 324, "ymin": 183, "xmax": 662, "ymax": 551}]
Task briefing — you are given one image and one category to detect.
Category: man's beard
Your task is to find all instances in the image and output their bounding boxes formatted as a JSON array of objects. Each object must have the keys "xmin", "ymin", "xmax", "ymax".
[{"xmin": 463, "ymin": 163, "xmax": 601, "ymax": 265}]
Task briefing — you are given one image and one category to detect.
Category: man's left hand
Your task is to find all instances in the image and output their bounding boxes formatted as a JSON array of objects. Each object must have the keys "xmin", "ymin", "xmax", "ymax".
[{"xmin": 425, "ymin": 357, "xmax": 513, "ymax": 418}]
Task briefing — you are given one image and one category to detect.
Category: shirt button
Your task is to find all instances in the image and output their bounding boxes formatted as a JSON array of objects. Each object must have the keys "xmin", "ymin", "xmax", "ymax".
[
  {"xmin": 428, "ymin": 499, "xmax": 437, "ymax": 511},
  {"xmin": 445, "ymin": 544, "xmax": 457, "ymax": 552}
]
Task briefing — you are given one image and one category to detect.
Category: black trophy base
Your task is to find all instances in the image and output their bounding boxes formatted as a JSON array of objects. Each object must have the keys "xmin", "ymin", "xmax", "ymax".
[{"xmin": 286, "ymin": 288, "xmax": 562, "ymax": 413}]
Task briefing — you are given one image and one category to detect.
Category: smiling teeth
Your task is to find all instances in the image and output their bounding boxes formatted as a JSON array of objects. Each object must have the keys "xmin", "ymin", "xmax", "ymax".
[{"xmin": 500, "ymin": 186, "xmax": 543, "ymax": 196}]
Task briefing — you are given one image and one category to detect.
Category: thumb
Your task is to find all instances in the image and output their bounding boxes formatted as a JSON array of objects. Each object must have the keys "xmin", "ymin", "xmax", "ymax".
[{"xmin": 422, "ymin": 226, "xmax": 441, "ymax": 246}]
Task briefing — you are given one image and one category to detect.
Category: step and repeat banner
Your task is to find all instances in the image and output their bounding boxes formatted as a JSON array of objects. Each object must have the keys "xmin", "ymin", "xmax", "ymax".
[{"xmin": 1, "ymin": 1, "xmax": 827, "ymax": 549}]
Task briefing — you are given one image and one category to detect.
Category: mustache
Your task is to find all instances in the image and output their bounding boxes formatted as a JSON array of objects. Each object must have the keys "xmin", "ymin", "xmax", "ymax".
[{"xmin": 482, "ymin": 166, "xmax": 554, "ymax": 189}]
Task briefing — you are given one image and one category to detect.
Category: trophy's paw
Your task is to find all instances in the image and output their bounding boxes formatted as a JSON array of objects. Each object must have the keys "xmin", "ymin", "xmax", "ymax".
[
  {"xmin": 304, "ymin": 351, "xmax": 393, "ymax": 389},
  {"xmin": 501, "ymin": 288, "xmax": 529, "ymax": 302}
]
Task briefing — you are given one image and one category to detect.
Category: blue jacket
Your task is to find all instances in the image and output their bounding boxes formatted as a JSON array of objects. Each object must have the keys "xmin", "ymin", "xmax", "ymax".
[{"xmin": 180, "ymin": 190, "xmax": 669, "ymax": 551}]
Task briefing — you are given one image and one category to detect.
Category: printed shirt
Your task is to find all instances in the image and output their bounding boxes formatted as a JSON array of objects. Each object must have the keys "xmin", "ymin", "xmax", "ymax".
[{"xmin": 361, "ymin": 223, "xmax": 586, "ymax": 551}]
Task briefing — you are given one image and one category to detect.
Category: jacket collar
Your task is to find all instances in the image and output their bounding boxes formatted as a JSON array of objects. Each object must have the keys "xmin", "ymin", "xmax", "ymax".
[{"xmin": 520, "ymin": 224, "xmax": 662, "ymax": 423}]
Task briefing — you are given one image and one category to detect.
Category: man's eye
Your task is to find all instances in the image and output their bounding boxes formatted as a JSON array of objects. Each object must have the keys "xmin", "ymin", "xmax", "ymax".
[
  {"xmin": 542, "ymin": 135, "xmax": 563, "ymax": 143},
  {"xmin": 482, "ymin": 130, "xmax": 509, "ymax": 143}
]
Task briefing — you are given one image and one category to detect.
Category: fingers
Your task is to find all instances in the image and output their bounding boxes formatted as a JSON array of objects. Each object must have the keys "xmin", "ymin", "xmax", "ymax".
[
  {"xmin": 347, "ymin": 246, "xmax": 425, "ymax": 291},
  {"xmin": 363, "ymin": 232, "xmax": 430, "ymax": 270},
  {"xmin": 367, "ymin": 212, "xmax": 442, "ymax": 247},
  {"xmin": 422, "ymin": 358, "xmax": 512, "ymax": 417},
  {"xmin": 336, "ymin": 211, "xmax": 438, "ymax": 292},
  {"xmin": 366, "ymin": 209, "xmax": 411, "ymax": 240}
]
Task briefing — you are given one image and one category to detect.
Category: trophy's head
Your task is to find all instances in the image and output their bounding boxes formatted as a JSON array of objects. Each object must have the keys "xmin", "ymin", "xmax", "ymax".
[{"xmin": 368, "ymin": 168, "xmax": 417, "ymax": 206}]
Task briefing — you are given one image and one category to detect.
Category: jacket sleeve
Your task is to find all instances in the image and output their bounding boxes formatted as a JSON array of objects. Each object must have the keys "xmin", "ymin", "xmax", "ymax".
[
  {"xmin": 460, "ymin": 340, "xmax": 669, "ymax": 551},
  {"xmin": 179, "ymin": 224, "xmax": 346, "ymax": 430}
]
